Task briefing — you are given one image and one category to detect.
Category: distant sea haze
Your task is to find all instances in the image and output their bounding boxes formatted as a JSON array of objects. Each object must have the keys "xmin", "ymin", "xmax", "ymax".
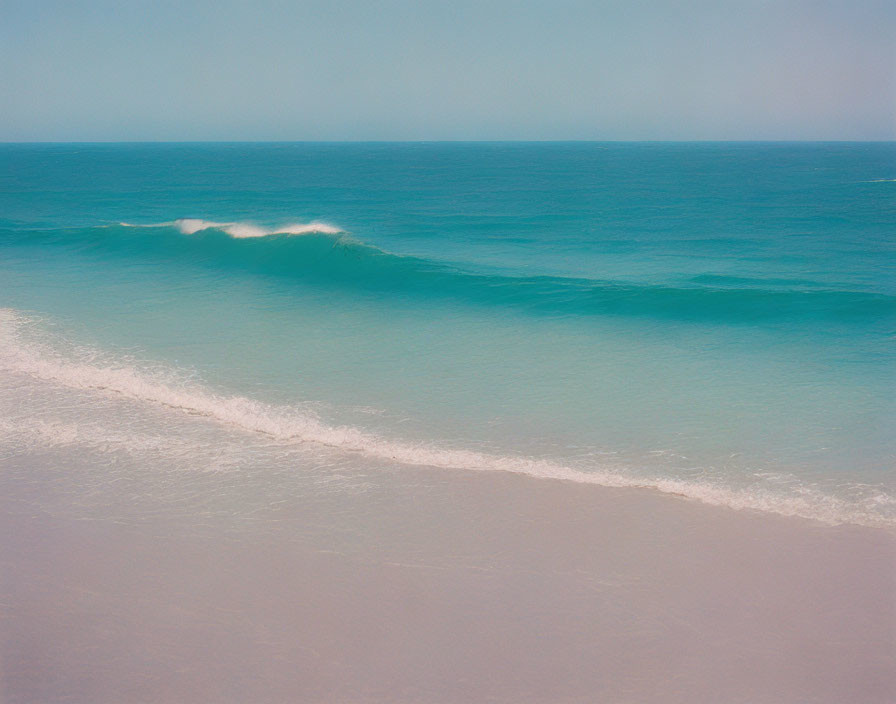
[{"xmin": 1, "ymin": 142, "xmax": 894, "ymax": 526}]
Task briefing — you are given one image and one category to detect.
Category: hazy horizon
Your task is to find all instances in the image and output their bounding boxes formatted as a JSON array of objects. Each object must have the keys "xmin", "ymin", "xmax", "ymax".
[
  {"xmin": 2, "ymin": 0, "xmax": 894, "ymax": 142},
  {"xmin": 3, "ymin": 139, "xmax": 896, "ymax": 144}
]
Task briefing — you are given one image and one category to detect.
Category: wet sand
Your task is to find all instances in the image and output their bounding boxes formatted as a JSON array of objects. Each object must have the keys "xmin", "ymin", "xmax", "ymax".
[{"xmin": 1, "ymin": 463, "xmax": 894, "ymax": 703}]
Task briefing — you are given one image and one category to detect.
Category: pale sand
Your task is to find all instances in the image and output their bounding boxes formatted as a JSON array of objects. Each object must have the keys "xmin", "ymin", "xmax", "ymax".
[{"xmin": 1, "ymin": 463, "xmax": 893, "ymax": 703}]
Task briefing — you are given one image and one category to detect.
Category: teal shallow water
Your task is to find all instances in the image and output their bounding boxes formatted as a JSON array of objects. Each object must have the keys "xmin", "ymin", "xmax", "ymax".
[{"xmin": 1, "ymin": 142, "xmax": 894, "ymax": 524}]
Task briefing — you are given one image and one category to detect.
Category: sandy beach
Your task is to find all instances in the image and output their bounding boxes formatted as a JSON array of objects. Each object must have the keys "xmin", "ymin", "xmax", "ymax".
[{"xmin": 2, "ymin": 460, "xmax": 893, "ymax": 703}]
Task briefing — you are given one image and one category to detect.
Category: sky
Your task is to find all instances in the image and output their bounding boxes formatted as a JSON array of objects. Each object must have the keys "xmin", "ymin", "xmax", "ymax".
[{"xmin": 1, "ymin": 0, "xmax": 894, "ymax": 141}]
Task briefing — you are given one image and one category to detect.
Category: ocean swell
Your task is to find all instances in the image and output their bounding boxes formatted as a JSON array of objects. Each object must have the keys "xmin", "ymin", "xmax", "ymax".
[{"xmin": 3, "ymin": 221, "xmax": 894, "ymax": 325}]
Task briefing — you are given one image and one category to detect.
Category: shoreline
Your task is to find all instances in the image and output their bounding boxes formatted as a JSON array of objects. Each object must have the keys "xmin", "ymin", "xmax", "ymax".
[{"xmin": 1, "ymin": 306, "xmax": 891, "ymax": 531}]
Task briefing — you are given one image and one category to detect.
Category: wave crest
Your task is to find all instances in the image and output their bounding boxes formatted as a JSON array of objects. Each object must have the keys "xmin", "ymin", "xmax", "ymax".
[{"xmin": 122, "ymin": 218, "xmax": 343, "ymax": 238}]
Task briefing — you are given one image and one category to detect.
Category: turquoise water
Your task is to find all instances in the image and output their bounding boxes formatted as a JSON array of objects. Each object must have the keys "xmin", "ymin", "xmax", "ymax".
[{"xmin": 1, "ymin": 142, "xmax": 894, "ymax": 524}]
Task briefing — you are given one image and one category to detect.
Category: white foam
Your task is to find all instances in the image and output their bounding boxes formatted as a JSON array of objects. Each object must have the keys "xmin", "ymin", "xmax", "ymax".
[
  {"xmin": 0, "ymin": 416, "xmax": 191, "ymax": 456},
  {"xmin": 271, "ymin": 222, "xmax": 343, "ymax": 236},
  {"xmin": 0, "ymin": 309, "xmax": 891, "ymax": 528},
  {"xmin": 119, "ymin": 219, "xmax": 343, "ymax": 237},
  {"xmin": 173, "ymin": 218, "xmax": 229, "ymax": 235},
  {"xmin": 173, "ymin": 218, "xmax": 342, "ymax": 238}
]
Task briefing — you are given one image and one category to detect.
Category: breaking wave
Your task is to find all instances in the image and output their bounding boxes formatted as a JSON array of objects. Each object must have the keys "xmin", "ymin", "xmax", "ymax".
[
  {"xmin": 1, "ymin": 309, "xmax": 892, "ymax": 528},
  {"xmin": 122, "ymin": 218, "xmax": 343, "ymax": 237}
]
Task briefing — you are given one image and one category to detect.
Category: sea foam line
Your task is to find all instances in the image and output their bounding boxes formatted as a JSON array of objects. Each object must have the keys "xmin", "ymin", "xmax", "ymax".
[
  {"xmin": 0, "ymin": 309, "xmax": 890, "ymax": 528},
  {"xmin": 120, "ymin": 218, "xmax": 342, "ymax": 238}
]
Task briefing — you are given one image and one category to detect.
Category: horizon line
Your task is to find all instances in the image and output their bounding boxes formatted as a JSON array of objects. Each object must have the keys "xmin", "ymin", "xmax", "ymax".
[{"xmin": 2, "ymin": 139, "xmax": 895, "ymax": 145}]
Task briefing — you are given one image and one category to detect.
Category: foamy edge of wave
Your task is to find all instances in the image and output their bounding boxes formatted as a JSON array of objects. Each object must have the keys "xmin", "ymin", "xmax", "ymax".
[
  {"xmin": 120, "ymin": 218, "xmax": 343, "ymax": 238},
  {"xmin": 0, "ymin": 416, "xmax": 196, "ymax": 457},
  {"xmin": 0, "ymin": 309, "xmax": 891, "ymax": 529}
]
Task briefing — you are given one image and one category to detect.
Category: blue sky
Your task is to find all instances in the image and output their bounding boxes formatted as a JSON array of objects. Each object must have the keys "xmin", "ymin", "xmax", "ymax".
[{"xmin": 1, "ymin": 0, "xmax": 894, "ymax": 141}]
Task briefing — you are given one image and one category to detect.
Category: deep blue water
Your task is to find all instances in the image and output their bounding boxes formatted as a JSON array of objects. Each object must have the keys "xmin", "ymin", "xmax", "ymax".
[{"xmin": 1, "ymin": 142, "xmax": 894, "ymax": 524}]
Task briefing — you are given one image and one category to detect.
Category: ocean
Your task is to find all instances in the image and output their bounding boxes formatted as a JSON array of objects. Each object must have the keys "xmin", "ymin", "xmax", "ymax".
[
  {"xmin": 2, "ymin": 142, "xmax": 896, "ymax": 703},
  {"xmin": 1, "ymin": 142, "xmax": 894, "ymax": 527}
]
